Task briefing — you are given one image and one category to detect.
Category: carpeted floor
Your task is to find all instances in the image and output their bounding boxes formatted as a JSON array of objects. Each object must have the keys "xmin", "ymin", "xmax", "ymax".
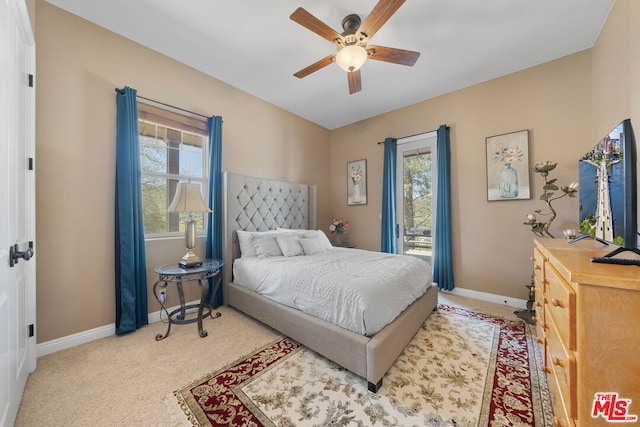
[{"xmin": 15, "ymin": 292, "xmax": 547, "ymax": 426}]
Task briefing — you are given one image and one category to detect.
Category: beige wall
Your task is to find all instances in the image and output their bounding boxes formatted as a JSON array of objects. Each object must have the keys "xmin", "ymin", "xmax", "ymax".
[
  {"xmin": 592, "ymin": 0, "xmax": 639, "ymax": 137},
  {"xmin": 592, "ymin": 0, "xmax": 640, "ymax": 246},
  {"xmin": 34, "ymin": 1, "xmax": 329, "ymax": 343},
  {"xmin": 329, "ymin": 52, "xmax": 593, "ymax": 299}
]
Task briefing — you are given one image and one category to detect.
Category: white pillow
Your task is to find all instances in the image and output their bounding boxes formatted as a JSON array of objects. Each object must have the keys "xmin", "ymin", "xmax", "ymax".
[
  {"xmin": 276, "ymin": 227, "xmax": 306, "ymax": 234},
  {"xmin": 277, "ymin": 228, "xmax": 333, "ymax": 251},
  {"xmin": 300, "ymin": 237, "xmax": 326, "ymax": 255},
  {"xmin": 276, "ymin": 235, "xmax": 304, "ymax": 257},
  {"xmin": 237, "ymin": 230, "xmax": 282, "ymax": 257},
  {"xmin": 252, "ymin": 236, "xmax": 283, "ymax": 258},
  {"xmin": 304, "ymin": 230, "xmax": 334, "ymax": 251}
]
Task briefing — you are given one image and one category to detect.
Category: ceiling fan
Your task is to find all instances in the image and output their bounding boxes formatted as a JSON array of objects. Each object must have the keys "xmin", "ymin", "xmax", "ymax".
[{"xmin": 290, "ymin": 0, "xmax": 420, "ymax": 94}]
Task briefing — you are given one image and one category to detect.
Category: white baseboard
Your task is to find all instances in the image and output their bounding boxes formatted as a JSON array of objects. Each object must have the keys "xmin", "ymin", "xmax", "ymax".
[
  {"xmin": 441, "ymin": 287, "xmax": 528, "ymax": 309},
  {"xmin": 36, "ymin": 323, "xmax": 115, "ymax": 358},
  {"xmin": 37, "ymin": 290, "xmax": 527, "ymax": 357},
  {"xmin": 36, "ymin": 301, "xmax": 197, "ymax": 358}
]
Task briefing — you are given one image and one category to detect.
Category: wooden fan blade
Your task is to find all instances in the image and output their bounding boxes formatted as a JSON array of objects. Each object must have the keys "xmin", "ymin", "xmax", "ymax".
[
  {"xmin": 290, "ymin": 7, "xmax": 343, "ymax": 44},
  {"xmin": 367, "ymin": 45, "xmax": 420, "ymax": 66},
  {"xmin": 347, "ymin": 69, "xmax": 362, "ymax": 94},
  {"xmin": 359, "ymin": 0, "xmax": 406, "ymax": 40},
  {"xmin": 294, "ymin": 54, "xmax": 336, "ymax": 78}
]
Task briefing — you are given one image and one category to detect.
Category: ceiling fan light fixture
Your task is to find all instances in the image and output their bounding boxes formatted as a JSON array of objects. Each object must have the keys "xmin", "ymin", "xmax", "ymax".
[
  {"xmin": 335, "ymin": 45, "xmax": 367, "ymax": 72},
  {"xmin": 290, "ymin": 1, "xmax": 419, "ymax": 93}
]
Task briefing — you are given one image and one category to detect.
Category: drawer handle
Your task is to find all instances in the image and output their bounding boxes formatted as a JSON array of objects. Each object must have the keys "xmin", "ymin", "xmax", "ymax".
[
  {"xmin": 530, "ymin": 256, "xmax": 535, "ymax": 262},
  {"xmin": 552, "ymin": 357, "xmax": 565, "ymax": 368},
  {"xmin": 544, "ymin": 366, "xmax": 552, "ymax": 374},
  {"xmin": 536, "ymin": 301, "xmax": 543, "ymax": 308},
  {"xmin": 536, "ymin": 337, "xmax": 544, "ymax": 345},
  {"xmin": 534, "ymin": 264, "xmax": 542, "ymax": 270},
  {"xmin": 531, "ymin": 287, "xmax": 536, "ymax": 293},
  {"xmin": 551, "ymin": 298, "xmax": 564, "ymax": 308},
  {"xmin": 532, "ymin": 316, "xmax": 537, "ymax": 322}
]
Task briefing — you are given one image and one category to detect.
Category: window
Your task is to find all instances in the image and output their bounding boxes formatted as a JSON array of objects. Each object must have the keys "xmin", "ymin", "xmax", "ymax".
[
  {"xmin": 396, "ymin": 132, "xmax": 437, "ymax": 264},
  {"xmin": 138, "ymin": 102, "xmax": 209, "ymax": 236}
]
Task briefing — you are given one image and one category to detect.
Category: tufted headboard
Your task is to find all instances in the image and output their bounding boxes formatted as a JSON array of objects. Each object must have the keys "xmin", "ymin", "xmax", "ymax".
[{"xmin": 222, "ymin": 172, "xmax": 316, "ymax": 287}]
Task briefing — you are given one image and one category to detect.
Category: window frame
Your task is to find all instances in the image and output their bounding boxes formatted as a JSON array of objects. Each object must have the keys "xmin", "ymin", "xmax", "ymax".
[
  {"xmin": 395, "ymin": 131, "xmax": 438, "ymax": 261},
  {"xmin": 137, "ymin": 101, "xmax": 210, "ymax": 239}
]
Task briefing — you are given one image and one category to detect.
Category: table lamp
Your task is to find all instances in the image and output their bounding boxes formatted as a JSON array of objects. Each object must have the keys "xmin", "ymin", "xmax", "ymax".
[{"xmin": 168, "ymin": 182, "xmax": 211, "ymax": 268}]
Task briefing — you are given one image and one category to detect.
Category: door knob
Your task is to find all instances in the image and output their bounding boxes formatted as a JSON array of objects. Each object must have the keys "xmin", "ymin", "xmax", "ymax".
[{"xmin": 10, "ymin": 242, "xmax": 34, "ymax": 267}]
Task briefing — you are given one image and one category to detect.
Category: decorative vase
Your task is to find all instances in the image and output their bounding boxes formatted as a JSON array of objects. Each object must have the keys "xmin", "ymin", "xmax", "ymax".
[
  {"xmin": 336, "ymin": 233, "xmax": 343, "ymax": 245},
  {"xmin": 352, "ymin": 183, "xmax": 361, "ymax": 203},
  {"xmin": 499, "ymin": 163, "xmax": 519, "ymax": 198}
]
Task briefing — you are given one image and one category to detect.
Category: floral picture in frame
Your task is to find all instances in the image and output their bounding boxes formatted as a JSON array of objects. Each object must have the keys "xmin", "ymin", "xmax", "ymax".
[
  {"xmin": 347, "ymin": 159, "xmax": 367, "ymax": 205},
  {"xmin": 486, "ymin": 130, "xmax": 530, "ymax": 201}
]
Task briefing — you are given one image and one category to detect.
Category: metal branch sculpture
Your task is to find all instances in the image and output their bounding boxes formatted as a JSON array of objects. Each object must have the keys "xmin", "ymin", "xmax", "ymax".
[{"xmin": 524, "ymin": 161, "xmax": 579, "ymax": 238}]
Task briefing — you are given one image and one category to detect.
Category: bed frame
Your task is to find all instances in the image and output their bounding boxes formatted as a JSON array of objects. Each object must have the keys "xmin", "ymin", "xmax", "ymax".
[{"xmin": 222, "ymin": 172, "xmax": 438, "ymax": 392}]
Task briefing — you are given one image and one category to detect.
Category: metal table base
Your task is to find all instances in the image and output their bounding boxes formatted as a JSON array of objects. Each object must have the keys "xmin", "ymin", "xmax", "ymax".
[{"xmin": 152, "ymin": 259, "xmax": 224, "ymax": 340}]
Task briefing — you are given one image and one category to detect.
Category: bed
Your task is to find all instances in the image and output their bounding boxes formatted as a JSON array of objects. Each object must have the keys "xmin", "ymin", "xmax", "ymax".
[{"xmin": 222, "ymin": 172, "xmax": 438, "ymax": 392}]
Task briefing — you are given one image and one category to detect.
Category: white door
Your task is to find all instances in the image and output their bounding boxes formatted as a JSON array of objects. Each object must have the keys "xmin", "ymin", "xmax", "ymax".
[
  {"xmin": 396, "ymin": 132, "xmax": 437, "ymax": 263},
  {"xmin": 0, "ymin": 0, "xmax": 36, "ymax": 426}
]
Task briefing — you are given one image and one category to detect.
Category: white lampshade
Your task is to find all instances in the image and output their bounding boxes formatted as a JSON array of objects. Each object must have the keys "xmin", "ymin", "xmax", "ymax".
[
  {"xmin": 335, "ymin": 45, "xmax": 368, "ymax": 72},
  {"xmin": 168, "ymin": 183, "xmax": 211, "ymax": 213}
]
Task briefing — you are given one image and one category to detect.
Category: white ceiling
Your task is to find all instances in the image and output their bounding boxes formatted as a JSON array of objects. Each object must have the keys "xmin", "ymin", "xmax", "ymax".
[{"xmin": 44, "ymin": 0, "xmax": 612, "ymax": 130}]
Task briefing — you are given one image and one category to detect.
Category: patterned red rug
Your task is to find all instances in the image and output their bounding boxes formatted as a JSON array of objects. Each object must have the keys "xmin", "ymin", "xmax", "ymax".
[{"xmin": 168, "ymin": 304, "xmax": 552, "ymax": 426}]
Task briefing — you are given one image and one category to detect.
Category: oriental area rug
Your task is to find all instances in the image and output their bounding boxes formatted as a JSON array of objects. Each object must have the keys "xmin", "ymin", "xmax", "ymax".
[{"xmin": 167, "ymin": 305, "xmax": 553, "ymax": 426}]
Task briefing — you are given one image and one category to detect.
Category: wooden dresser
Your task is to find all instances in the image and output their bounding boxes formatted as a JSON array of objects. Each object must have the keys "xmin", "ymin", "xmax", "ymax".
[{"xmin": 532, "ymin": 238, "xmax": 640, "ymax": 427}]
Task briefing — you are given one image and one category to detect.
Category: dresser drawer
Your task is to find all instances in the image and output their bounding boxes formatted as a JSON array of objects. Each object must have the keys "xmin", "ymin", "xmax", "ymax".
[
  {"xmin": 532, "ymin": 248, "xmax": 546, "ymax": 291},
  {"xmin": 534, "ymin": 281, "xmax": 545, "ymax": 324},
  {"xmin": 534, "ymin": 307, "xmax": 547, "ymax": 375},
  {"xmin": 546, "ymin": 369, "xmax": 575, "ymax": 427},
  {"xmin": 545, "ymin": 263, "xmax": 576, "ymax": 350},
  {"xmin": 546, "ymin": 316, "xmax": 576, "ymax": 420},
  {"xmin": 532, "ymin": 247, "xmax": 546, "ymax": 328},
  {"xmin": 534, "ymin": 310, "xmax": 546, "ymax": 344}
]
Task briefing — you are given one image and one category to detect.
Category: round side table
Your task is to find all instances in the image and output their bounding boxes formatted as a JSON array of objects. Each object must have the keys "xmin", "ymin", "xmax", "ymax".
[{"xmin": 152, "ymin": 259, "xmax": 223, "ymax": 340}]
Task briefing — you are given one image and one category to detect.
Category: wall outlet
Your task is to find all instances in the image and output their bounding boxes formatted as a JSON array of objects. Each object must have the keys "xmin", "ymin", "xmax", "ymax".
[{"xmin": 159, "ymin": 291, "xmax": 166, "ymax": 303}]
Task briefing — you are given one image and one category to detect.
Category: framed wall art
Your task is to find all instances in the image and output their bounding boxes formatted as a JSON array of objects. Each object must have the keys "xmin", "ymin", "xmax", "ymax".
[
  {"xmin": 486, "ymin": 130, "xmax": 530, "ymax": 201},
  {"xmin": 347, "ymin": 159, "xmax": 367, "ymax": 205}
]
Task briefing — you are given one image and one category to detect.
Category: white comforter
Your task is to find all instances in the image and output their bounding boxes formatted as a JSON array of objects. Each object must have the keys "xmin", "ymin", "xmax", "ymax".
[{"xmin": 233, "ymin": 248, "xmax": 432, "ymax": 336}]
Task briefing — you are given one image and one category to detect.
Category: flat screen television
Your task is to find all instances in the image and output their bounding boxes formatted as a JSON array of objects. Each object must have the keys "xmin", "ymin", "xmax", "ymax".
[{"xmin": 575, "ymin": 118, "xmax": 639, "ymax": 264}]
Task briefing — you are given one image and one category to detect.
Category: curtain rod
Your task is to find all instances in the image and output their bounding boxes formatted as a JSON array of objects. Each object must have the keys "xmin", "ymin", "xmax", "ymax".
[
  {"xmin": 376, "ymin": 127, "xmax": 445, "ymax": 144},
  {"xmin": 114, "ymin": 88, "xmax": 210, "ymax": 120}
]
